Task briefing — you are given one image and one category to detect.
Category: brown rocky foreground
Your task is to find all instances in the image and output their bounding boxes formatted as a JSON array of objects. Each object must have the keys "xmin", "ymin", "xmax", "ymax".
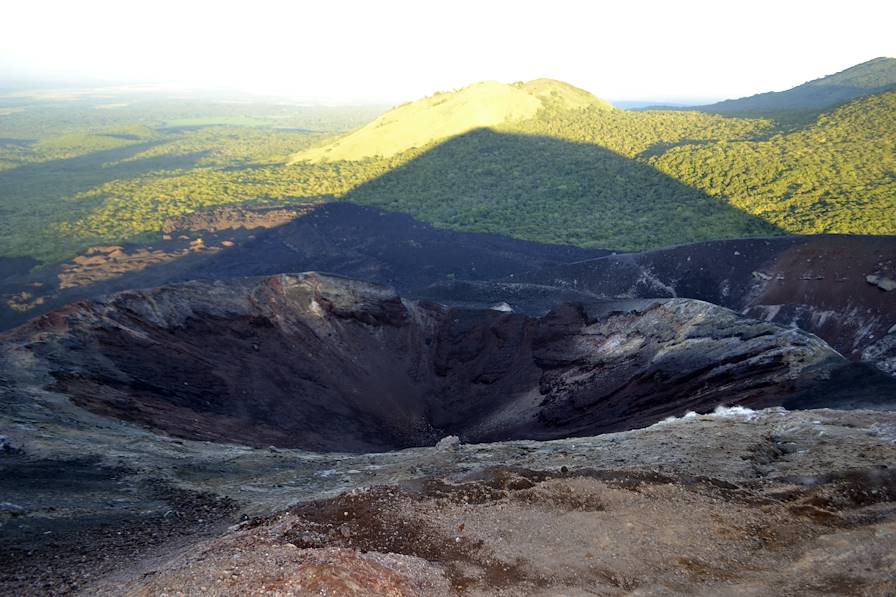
[
  {"xmin": 2, "ymin": 405, "xmax": 896, "ymax": 596},
  {"xmin": 130, "ymin": 462, "xmax": 896, "ymax": 597}
]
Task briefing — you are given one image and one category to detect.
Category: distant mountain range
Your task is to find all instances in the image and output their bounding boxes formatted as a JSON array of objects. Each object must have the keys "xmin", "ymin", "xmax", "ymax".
[{"xmin": 694, "ymin": 57, "xmax": 896, "ymax": 118}]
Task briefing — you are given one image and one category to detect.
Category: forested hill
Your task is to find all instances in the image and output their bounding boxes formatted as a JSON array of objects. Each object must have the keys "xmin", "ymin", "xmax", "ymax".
[
  {"xmin": 695, "ymin": 57, "xmax": 896, "ymax": 120},
  {"xmin": 342, "ymin": 90, "xmax": 895, "ymax": 248},
  {"xmin": 1, "ymin": 67, "xmax": 894, "ymax": 264},
  {"xmin": 653, "ymin": 91, "xmax": 896, "ymax": 235}
]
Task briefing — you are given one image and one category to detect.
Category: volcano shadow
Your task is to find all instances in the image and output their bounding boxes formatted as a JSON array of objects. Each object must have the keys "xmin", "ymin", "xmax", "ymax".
[
  {"xmin": 0, "ymin": 143, "xmax": 210, "ymax": 207},
  {"xmin": 0, "ymin": 143, "xmax": 211, "ymax": 245},
  {"xmin": 0, "ymin": 129, "xmax": 784, "ymax": 331},
  {"xmin": 342, "ymin": 128, "xmax": 784, "ymax": 250},
  {"xmin": 0, "ymin": 200, "xmax": 609, "ymax": 332}
]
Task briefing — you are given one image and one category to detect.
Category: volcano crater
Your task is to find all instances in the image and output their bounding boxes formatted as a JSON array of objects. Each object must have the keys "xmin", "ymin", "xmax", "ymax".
[{"xmin": 3, "ymin": 272, "xmax": 846, "ymax": 452}]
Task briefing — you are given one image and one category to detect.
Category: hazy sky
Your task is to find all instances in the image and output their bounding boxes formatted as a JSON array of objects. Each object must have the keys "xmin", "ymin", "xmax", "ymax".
[{"xmin": 2, "ymin": 0, "xmax": 894, "ymax": 103}]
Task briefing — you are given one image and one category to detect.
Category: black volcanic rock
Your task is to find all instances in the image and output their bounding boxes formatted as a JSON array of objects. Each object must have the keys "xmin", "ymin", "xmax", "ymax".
[
  {"xmin": 0, "ymin": 203, "xmax": 608, "ymax": 331},
  {"xmin": 184, "ymin": 202, "xmax": 608, "ymax": 292},
  {"xmin": 0, "ymin": 273, "xmax": 852, "ymax": 452}
]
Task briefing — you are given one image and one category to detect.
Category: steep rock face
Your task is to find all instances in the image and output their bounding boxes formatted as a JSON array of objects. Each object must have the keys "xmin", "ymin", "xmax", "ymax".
[
  {"xmin": 506, "ymin": 235, "xmax": 896, "ymax": 372},
  {"xmin": 1, "ymin": 273, "xmax": 845, "ymax": 451}
]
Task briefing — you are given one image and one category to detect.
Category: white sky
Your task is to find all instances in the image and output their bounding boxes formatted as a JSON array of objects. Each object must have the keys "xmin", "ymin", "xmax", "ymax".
[{"xmin": 1, "ymin": 0, "xmax": 894, "ymax": 103}]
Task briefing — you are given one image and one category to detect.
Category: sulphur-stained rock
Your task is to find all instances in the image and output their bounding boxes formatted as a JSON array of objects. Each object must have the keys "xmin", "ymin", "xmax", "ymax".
[{"xmin": 0, "ymin": 272, "xmax": 859, "ymax": 453}]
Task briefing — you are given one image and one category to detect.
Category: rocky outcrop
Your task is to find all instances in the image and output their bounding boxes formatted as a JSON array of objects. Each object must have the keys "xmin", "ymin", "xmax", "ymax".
[
  {"xmin": 1, "ymin": 272, "xmax": 849, "ymax": 452},
  {"xmin": 864, "ymin": 332, "xmax": 896, "ymax": 376},
  {"xmin": 867, "ymin": 273, "xmax": 896, "ymax": 292},
  {"xmin": 507, "ymin": 235, "xmax": 896, "ymax": 372}
]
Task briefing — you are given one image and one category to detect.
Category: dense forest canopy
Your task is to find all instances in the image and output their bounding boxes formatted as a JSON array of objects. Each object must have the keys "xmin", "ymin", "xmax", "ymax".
[{"xmin": 0, "ymin": 66, "xmax": 894, "ymax": 263}]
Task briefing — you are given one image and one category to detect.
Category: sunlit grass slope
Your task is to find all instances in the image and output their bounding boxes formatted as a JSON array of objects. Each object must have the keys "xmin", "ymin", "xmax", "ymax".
[
  {"xmin": 292, "ymin": 79, "xmax": 612, "ymax": 163},
  {"xmin": 516, "ymin": 78, "xmax": 614, "ymax": 111}
]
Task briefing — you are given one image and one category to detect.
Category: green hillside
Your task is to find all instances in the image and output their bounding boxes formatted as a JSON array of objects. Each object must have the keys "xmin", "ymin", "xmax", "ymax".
[
  {"xmin": 343, "ymin": 90, "xmax": 895, "ymax": 246},
  {"xmin": 515, "ymin": 79, "xmax": 614, "ymax": 111},
  {"xmin": 344, "ymin": 129, "xmax": 779, "ymax": 250},
  {"xmin": 655, "ymin": 91, "xmax": 896, "ymax": 235},
  {"xmin": 56, "ymin": 98, "xmax": 775, "ymax": 252},
  {"xmin": 292, "ymin": 79, "xmax": 613, "ymax": 163},
  {"xmin": 697, "ymin": 57, "xmax": 896, "ymax": 120},
  {"xmin": 1, "ymin": 68, "xmax": 894, "ymax": 263}
]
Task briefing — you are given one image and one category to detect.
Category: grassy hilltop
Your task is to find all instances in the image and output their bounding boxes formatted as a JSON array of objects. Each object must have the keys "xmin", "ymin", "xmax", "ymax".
[{"xmin": 293, "ymin": 79, "xmax": 612, "ymax": 162}]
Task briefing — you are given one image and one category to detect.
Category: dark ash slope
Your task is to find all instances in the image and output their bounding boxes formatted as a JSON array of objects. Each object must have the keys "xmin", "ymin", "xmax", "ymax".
[
  {"xmin": 0, "ymin": 203, "xmax": 609, "ymax": 332},
  {"xmin": 183, "ymin": 202, "xmax": 608, "ymax": 290}
]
